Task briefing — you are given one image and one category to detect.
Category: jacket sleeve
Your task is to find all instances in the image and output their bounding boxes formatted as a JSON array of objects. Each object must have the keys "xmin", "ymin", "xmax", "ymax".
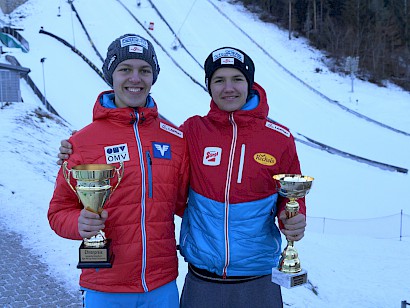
[
  {"xmin": 47, "ymin": 139, "xmax": 84, "ymax": 240},
  {"xmin": 174, "ymin": 137, "xmax": 190, "ymax": 218},
  {"xmin": 276, "ymin": 134, "xmax": 306, "ymax": 229}
]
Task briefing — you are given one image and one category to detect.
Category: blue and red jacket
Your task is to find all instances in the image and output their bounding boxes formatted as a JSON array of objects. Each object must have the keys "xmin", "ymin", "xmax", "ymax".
[
  {"xmin": 179, "ymin": 82, "xmax": 305, "ymax": 277},
  {"xmin": 48, "ymin": 91, "xmax": 189, "ymax": 293}
]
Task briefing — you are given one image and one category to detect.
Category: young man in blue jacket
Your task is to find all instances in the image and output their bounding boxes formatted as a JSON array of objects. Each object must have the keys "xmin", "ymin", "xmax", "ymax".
[{"xmin": 178, "ymin": 47, "xmax": 306, "ymax": 308}]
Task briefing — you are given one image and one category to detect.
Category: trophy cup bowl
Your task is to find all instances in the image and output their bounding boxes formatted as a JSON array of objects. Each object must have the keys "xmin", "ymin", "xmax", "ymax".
[
  {"xmin": 273, "ymin": 174, "xmax": 314, "ymax": 201},
  {"xmin": 63, "ymin": 161, "xmax": 124, "ymax": 268},
  {"xmin": 271, "ymin": 174, "xmax": 314, "ymax": 288}
]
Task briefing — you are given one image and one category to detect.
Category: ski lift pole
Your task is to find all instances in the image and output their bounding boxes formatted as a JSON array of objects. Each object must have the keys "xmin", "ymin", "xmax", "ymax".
[
  {"xmin": 40, "ymin": 57, "xmax": 47, "ymax": 108},
  {"xmin": 68, "ymin": 0, "xmax": 76, "ymax": 47},
  {"xmin": 57, "ymin": 0, "xmax": 61, "ymax": 17}
]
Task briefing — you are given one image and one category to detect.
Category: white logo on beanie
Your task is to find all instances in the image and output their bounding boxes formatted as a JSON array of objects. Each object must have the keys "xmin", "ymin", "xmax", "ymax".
[
  {"xmin": 120, "ymin": 36, "xmax": 148, "ymax": 49},
  {"xmin": 129, "ymin": 45, "xmax": 143, "ymax": 53},
  {"xmin": 212, "ymin": 48, "xmax": 244, "ymax": 63},
  {"xmin": 221, "ymin": 58, "xmax": 235, "ymax": 65},
  {"xmin": 107, "ymin": 55, "xmax": 117, "ymax": 71}
]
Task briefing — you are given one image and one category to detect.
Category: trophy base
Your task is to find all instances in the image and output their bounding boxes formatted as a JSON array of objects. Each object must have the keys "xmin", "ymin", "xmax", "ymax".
[
  {"xmin": 271, "ymin": 268, "xmax": 307, "ymax": 288},
  {"xmin": 77, "ymin": 239, "xmax": 114, "ymax": 269}
]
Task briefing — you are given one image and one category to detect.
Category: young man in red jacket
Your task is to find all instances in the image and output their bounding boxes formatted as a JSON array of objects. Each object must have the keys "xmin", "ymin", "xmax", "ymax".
[{"xmin": 49, "ymin": 34, "xmax": 189, "ymax": 308}]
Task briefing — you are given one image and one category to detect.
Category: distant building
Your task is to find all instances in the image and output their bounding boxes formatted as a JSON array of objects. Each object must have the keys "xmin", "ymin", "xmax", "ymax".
[
  {"xmin": 0, "ymin": 26, "xmax": 30, "ymax": 52},
  {"xmin": 0, "ymin": 62, "xmax": 30, "ymax": 102}
]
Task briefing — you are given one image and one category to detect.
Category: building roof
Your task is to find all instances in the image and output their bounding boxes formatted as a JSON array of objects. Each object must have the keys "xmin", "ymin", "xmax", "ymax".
[{"xmin": 0, "ymin": 62, "xmax": 30, "ymax": 76}]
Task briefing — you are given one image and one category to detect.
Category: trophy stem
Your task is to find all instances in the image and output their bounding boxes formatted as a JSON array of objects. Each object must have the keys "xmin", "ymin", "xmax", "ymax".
[
  {"xmin": 286, "ymin": 199, "xmax": 299, "ymax": 217},
  {"xmin": 279, "ymin": 241, "xmax": 301, "ymax": 273},
  {"xmin": 279, "ymin": 199, "xmax": 302, "ymax": 273},
  {"xmin": 84, "ymin": 230, "xmax": 107, "ymax": 248}
]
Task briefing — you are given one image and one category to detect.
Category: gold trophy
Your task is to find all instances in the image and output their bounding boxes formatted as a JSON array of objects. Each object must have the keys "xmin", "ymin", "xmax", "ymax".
[
  {"xmin": 63, "ymin": 162, "xmax": 124, "ymax": 269},
  {"xmin": 271, "ymin": 174, "xmax": 314, "ymax": 288}
]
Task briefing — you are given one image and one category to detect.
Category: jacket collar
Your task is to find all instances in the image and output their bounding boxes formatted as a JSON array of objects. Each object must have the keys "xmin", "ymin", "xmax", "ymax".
[{"xmin": 92, "ymin": 90, "xmax": 159, "ymax": 125}]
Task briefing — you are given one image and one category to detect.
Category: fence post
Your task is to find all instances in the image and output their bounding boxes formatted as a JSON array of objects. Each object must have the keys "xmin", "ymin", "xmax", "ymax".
[
  {"xmin": 400, "ymin": 209, "xmax": 403, "ymax": 241},
  {"xmin": 322, "ymin": 217, "xmax": 325, "ymax": 234},
  {"xmin": 401, "ymin": 300, "xmax": 409, "ymax": 307}
]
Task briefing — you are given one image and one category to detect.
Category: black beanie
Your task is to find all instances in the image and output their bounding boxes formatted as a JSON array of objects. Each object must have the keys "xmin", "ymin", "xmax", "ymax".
[
  {"xmin": 204, "ymin": 47, "xmax": 255, "ymax": 95},
  {"xmin": 102, "ymin": 34, "xmax": 160, "ymax": 87}
]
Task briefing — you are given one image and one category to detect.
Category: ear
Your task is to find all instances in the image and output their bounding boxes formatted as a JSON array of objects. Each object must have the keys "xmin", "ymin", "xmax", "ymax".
[{"xmin": 205, "ymin": 78, "xmax": 212, "ymax": 96}]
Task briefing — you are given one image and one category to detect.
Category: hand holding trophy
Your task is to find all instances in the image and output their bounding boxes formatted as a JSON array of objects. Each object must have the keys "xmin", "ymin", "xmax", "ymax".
[
  {"xmin": 271, "ymin": 174, "xmax": 314, "ymax": 288},
  {"xmin": 63, "ymin": 162, "xmax": 124, "ymax": 268}
]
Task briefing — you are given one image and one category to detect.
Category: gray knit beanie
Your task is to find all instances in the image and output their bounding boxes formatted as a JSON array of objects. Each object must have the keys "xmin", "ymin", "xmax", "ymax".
[
  {"xmin": 102, "ymin": 34, "xmax": 160, "ymax": 87},
  {"xmin": 204, "ymin": 47, "xmax": 255, "ymax": 96}
]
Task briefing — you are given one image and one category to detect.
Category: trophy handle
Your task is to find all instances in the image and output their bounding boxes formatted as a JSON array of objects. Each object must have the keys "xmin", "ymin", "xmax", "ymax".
[
  {"xmin": 111, "ymin": 161, "xmax": 124, "ymax": 193},
  {"xmin": 62, "ymin": 161, "xmax": 77, "ymax": 194}
]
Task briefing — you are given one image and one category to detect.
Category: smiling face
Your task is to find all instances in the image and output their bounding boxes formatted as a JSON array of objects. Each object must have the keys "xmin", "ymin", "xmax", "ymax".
[
  {"xmin": 112, "ymin": 58, "xmax": 154, "ymax": 108},
  {"xmin": 209, "ymin": 67, "xmax": 249, "ymax": 112}
]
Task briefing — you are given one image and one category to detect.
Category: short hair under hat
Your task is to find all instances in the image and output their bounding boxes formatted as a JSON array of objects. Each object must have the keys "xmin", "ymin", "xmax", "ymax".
[
  {"xmin": 102, "ymin": 34, "xmax": 160, "ymax": 87},
  {"xmin": 204, "ymin": 47, "xmax": 255, "ymax": 95}
]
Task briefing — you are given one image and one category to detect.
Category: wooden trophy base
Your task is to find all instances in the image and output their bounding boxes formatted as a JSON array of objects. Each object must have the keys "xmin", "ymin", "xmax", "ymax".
[{"xmin": 77, "ymin": 239, "xmax": 113, "ymax": 269}]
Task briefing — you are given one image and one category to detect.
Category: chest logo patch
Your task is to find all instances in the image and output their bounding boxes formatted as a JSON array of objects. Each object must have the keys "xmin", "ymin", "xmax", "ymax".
[
  {"xmin": 153, "ymin": 142, "xmax": 171, "ymax": 160},
  {"xmin": 203, "ymin": 147, "xmax": 222, "ymax": 166},
  {"xmin": 254, "ymin": 153, "xmax": 276, "ymax": 166},
  {"xmin": 105, "ymin": 143, "xmax": 130, "ymax": 164}
]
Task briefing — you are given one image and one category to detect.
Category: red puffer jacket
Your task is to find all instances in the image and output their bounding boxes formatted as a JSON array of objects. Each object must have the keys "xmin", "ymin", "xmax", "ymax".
[{"xmin": 48, "ymin": 91, "xmax": 189, "ymax": 293}]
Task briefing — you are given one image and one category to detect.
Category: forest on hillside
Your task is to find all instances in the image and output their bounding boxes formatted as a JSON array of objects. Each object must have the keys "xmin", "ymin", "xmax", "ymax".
[{"xmin": 235, "ymin": 0, "xmax": 410, "ymax": 91}]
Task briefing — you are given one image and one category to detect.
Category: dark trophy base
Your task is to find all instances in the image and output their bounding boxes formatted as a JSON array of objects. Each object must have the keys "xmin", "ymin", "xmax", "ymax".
[
  {"xmin": 271, "ymin": 268, "xmax": 307, "ymax": 288},
  {"xmin": 77, "ymin": 239, "xmax": 113, "ymax": 269}
]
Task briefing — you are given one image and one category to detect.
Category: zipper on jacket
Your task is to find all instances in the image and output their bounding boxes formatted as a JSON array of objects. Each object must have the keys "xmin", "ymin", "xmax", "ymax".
[
  {"xmin": 133, "ymin": 110, "xmax": 149, "ymax": 292},
  {"xmin": 222, "ymin": 113, "xmax": 238, "ymax": 278},
  {"xmin": 146, "ymin": 151, "xmax": 153, "ymax": 198}
]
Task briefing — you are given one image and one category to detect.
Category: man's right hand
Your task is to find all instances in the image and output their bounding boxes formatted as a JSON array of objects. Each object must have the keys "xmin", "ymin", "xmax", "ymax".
[
  {"xmin": 78, "ymin": 209, "xmax": 108, "ymax": 239},
  {"xmin": 57, "ymin": 139, "xmax": 73, "ymax": 165}
]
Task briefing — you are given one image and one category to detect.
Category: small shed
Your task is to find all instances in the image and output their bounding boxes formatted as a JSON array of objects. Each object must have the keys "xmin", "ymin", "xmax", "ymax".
[{"xmin": 0, "ymin": 61, "xmax": 30, "ymax": 102}]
